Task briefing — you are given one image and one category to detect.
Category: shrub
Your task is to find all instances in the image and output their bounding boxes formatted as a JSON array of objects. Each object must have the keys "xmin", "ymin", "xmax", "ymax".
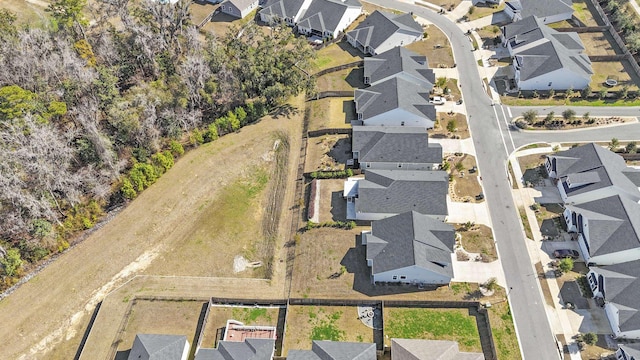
[
  {"xmin": 121, "ymin": 178, "xmax": 137, "ymax": 199},
  {"xmin": 558, "ymin": 258, "xmax": 574, "ymax": 274},
  {"xmin": 309, "ymin": 169, "xmax": 354, "ymax": 179},
  {"xmin": 562, "ymin": 109, "xmax": 575, "ymax": 121},
  {"xmin": 626, "ymin": 141, "xmax": 637, "ymax": 154},
  {"xmin": 522, "ymin": 110, "xmax": 537, "ymax": 123},
  {"xmin": 447, "ymin": 119, "xmax": 457, "ymax": 132},
  {"xmin": 169, "ymin": 140, "xmax": 184, "ymax": 157},
  {"xmin": 206, "ymin": 123, "xmax": 219, "ymax": 142},
  {"xmin": 305, "ymin": 220, "xmax": 356, "ymax": 231}
]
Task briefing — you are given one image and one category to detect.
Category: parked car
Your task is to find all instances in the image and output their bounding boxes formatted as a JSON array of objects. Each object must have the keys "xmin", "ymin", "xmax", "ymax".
[
  {"xmin": 429, "ymin": 96, "xmax": 445, "ymax": 105},
  {"xmin": 553, "ymin": 249, "xmax": 579, "ymax": 259}
]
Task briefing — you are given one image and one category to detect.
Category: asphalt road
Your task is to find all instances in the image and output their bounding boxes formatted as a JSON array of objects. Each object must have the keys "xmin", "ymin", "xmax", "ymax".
[{"xmin": 365, "ymin": 1, "xmax": 561, "ymax": 358}]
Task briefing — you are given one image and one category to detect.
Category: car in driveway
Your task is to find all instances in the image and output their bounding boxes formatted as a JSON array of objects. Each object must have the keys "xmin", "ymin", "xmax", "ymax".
[
  {"xmin": 429, "ymin": 96, "xmax": 445, "ymax": 105},
  {"xmin": 553, "ymin": 249, "xmax": 580, "ymax": 259}
]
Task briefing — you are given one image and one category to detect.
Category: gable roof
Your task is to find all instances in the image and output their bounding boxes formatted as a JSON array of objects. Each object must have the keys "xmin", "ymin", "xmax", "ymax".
[
  {"xmin": 287, "ymin": 340, "xmax": 376, "ymax": 360},
  {"xmin": 195, "ymin": 338, "xmax": 274, "ymax": 360},
  {"xmin": 391, "ymin": 338, "xmax": 485, "ymax": 360},
  {"xmin": 259, "ymin": 0, "xmax": 308, "ymax": 20},
  {"xmin": 365, "ymin": 211, "xmax": 454, "ymax": 277},
  {"xmin": 297, "ymin": 0, "xmax": 362, "ymax": 34},
  {"xmin": 363, "ymin": 47, "xmax": 434, "ymax": 88},
  {"xmin": 517, "ymin": 0, "xmax": 573, "ymax": 20},
  {"xmin": 619, "ymin": 343, "xmax": 640, "ymax": 359},
  {"xmin": 355, "ymin": 77, "xmax": 436, "ymax": 122},
  {"xmin": 566, "ymin": 195, "xmax": 640, "ymax": 258},
  {"xmin": 128, "ymin": 334, "xmax": 188, "ymax": 360},
  {"xmin": 356, "ymin": 169, "xmax": 448, "ymax": 217},
  {"xmin": 222, "ymin": 0, "xmax": 257, "ymax": 10},
  {"xmin": 504, "ymin": 16, "xmax": 592, "ymax": 81},
  {"xmin": 352, "ymin": 126, "xmax": 442, "ymax": 165},
  {"xmin": 591, "ymin": 260, "xmax": 640, "ymax": 332},
  {"xmin": 347, "ymin": 10, "xmax": 422, "ymax": 52},
  {"xmin": 548, "ymin": 143, "xmax": 627, "ymax": 178}
]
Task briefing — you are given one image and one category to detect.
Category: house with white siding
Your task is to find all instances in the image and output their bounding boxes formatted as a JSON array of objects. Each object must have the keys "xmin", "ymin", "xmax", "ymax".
[
  {"xmin": 346, "ymin": 10, "xmax": 422, "ymax": 56},
  {"xmin": 362, "ymin": 211, "xmax": 454, "ymax": 285},
  {"xmin": 296, "ymin": 0, "xmax": 362, "ymax": 39},
  {"xmin": 505, "ymin": 0, "xmax": 573, "ymax": 24},
  {"xmin": 220, "ymin": 0, "xmax": 259, "ymax": 19},
  {"xmin": 617, "ymin": 343, "xmax": 640, "ymax": 360},
  {"xmin": 363, "ymin": 47, "xmax": 435, "ymax": 89}
]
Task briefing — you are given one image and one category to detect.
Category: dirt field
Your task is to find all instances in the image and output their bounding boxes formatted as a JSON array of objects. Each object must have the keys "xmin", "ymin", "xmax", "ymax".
[
  {"xmin": 307, "ymin": 97, "xmax": 355, "ymax": 131},
  {"xmin": 316, "ymin": 68, "xmax": 364, "ymax": 92},
  {"xmin": 579, "ymin": 33, "xmax": 617, "ymax": 56},
  {"xmin": 456, "ymin": 224, "xmax": 497, "ymax": 262},
  {"xmin": 283, "ymin": 305, "xmax": 374, "ymax": 354},
  {"xmin": 200, "ymin": 306, "xmax": 281, "ymax": 348},
  {"xmin": 405, "ymin": 26, "xmax": 455, "ymax": 68},
  {"xmin": 430, "ymin": 113, "xmax": 470, "ymax": 139},
  {"xmin": 305, "ymin": 134, "xmax": 351, "ymax": 173},
  {"xmin": 317, "ymin": 179, "xmax": 350, "ymax": 222},
  {"xmin": 0, "ymin": 95, "xmax": 304, "ymax": 360},
  {"xmin": 116, "ymin": 299, "xmax": 204, "ymax": 356}
]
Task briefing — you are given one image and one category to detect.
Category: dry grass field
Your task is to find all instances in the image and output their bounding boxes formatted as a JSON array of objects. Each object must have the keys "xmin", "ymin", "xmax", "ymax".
[
  {"xmin": 312, "ymin": 42, "xmax": 363, "ymax": 71},
  {"xmin": 304, "ymin": 134, "xmax": 351, "ymax": 173},
  {"xmin": 466, "ymin": 3, "xmax": 505, "ymax": 22},
  {"xmin": 316, "ymin": 68, "xmax": 364, "ymax": 92},
  {"xmin": 405, "ymin": 26, "xmax": 455, "ymax": 68},
  {"xmin": 0, "ymin": 96, "xmax": 304, "ymax": 360},
  {"xmin": 283, "ymin": 305, "xmax": 374, "ymax": 354},
  {"xmin": 1, "ymin": 0, "xmax": 50, "ymax": 26},
  {"xmin": 316, "ymin": 179, "xmax": 350, "ymax": 223},
  {"xmin": 307, "ymin": 97, "xmax": 355, "ymax": 131},
  {"xmin": 590, "ymin": 61, "xmax": 640, "ymax": 92},
  {"xmin": 578, "ymin": 33, "xmax": 617, "ymax": 56},
  {"xmin": 572, "ymin": 0, "xmax": 599, "ymax": 26},
  {"xmin": 200, "ymin": 306, "xmax": 281, "ymax": 348}
]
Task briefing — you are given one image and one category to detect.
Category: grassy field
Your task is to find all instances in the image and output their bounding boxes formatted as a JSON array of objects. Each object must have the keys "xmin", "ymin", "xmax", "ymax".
[
  {"xmin": 456, "ymin": 224, "xmax": 497, "ymax": 262},
  {"xmin": 201, "ymin": 306, "xmax": 281, "ymax": 348},
  {"xmin": 283, "ymin": 305, "xmax": 374, "ymax": 354},
  {"xmin": 312, "ymin": 42, "xmax": 363, "ymax": 71},
  {"xmin": 467, "ymin": 3, "xmax": 505, "ymax": 21},
  {"xmin": 0, "ymin": 95, "xmax": 304, "ymax": 360},
  {"xmin": 316, "ymin": 68, "xmax": 364, "ymax": 92},
  {"xmin": 1, "ymin": 0, "xmax": 50, "ymax": 26},
  {"xmin": 487, "ymin": 302, "xmax": 521, "ymax": 360},
  {"xmin": 307, "ymin": 97, "xmax": 355, "ymax": 131},
  {"xmin": 116, "ymin": 299, "xmax": 204, "ymax": 354},
  {"xmin": 405, "ymin": 26, "xmax": 454, "ymax": 68},
  {"xmin": 572, "ymin": 0, "xmax": 599, "ymax": 26},
  {"xmin": 579, "ymin": 33, "xmax": 617, "ymax": 56},
  {"xmin": 383, "ymin": 307, "xmax": 482, "ymax": 352}
]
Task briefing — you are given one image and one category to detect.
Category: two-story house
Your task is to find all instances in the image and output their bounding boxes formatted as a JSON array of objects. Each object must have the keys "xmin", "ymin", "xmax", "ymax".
[
  {"xmin": 346, "ymin": 10, "xmax": 423, "ymax": 56},
  {"xmin": 296, "ymin": 0, "xmax": 362, "ymax": 39},
  {"xmin": 258, "ymin": 0, "xmax": 312, "ymax": 25},
  {"xmin": 363, "ymin": 47, "xmax": 435, "ymax": 89}
]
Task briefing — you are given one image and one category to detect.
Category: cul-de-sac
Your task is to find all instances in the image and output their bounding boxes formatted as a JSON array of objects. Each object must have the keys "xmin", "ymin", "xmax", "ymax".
[{"xmin": 1, "ymin": 0, "xmax": 640, "ymax": 359}]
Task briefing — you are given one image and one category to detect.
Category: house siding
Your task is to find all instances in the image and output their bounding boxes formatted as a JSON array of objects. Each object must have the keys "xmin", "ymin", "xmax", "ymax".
[
  {"xmin": 372, "ymin": 264, "xmax": 451, "ymax": 284},
  {"xmin": 359, "ymin": 162, "xmax": 438, "ymax": 171},
  {"xmin": 221, "ymin": 0, "xmax": 258, "ymax": 19},
  {"xmin": 371, "ymin": 31, "xmax": 422, "ymax": 55},
  {"xmin": 516, "ymin": 67, "xmax": 590, "ymax": 91},
  {"xmin": 361, "ymin": 108, "xmax": 435, "ymax": 128},
  {"xmin": 588, "ymin": 248, "xmax": 640, "ymax": 266}
]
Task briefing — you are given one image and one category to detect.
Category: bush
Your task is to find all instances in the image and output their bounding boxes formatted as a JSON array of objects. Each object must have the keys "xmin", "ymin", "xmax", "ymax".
[
  {"xmin": 309, "ymin": 169, "xmax": 354, "ymax": 179},
  {"xmin": 562, "ymin": 109, "xmax": 575, "ymax": 121},
  {"xmin": 558, "ymin": 258, "xmax": 574, "ymax": 274},
  {"xmin": 305, "ymin": 220, "xmax": 356, "ymax": 231},
  {"xmin": 522, "ymin": 110, "xmax": 538, "ymax": 123},
  {"xmin": 169, "ymin": 140, "xmax": 184, "ymax": 157}
]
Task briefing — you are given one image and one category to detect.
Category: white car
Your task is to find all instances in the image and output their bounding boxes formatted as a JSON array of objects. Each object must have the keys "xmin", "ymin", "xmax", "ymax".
[{"xmin": 429, "ymin": 96, "xmax": 445, "ymax": 105}]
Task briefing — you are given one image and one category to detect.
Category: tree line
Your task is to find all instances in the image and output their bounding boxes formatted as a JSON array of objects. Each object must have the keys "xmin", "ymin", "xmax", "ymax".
[{"xmin": 0, "ymin": 0, "xmax": 315, "ymax": 288}]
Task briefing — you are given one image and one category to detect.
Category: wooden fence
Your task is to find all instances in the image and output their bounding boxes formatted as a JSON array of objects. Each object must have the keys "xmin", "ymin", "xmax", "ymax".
[
  {"xmin": 308, "ymin": 91, "xmax": 354, "ymax": 100},
  {"xmin": 307, "ymin": 127, "xmax": 352, "ymax": 137},
  {"xmin": 313, "ymin": 60, "xmax": 365, "ymax": 77}
]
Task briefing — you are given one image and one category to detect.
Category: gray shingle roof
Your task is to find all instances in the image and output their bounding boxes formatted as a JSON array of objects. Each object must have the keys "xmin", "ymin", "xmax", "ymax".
[
  {"xmin": 259, "ymin": 0, "xmax": 307, "ymax": 20},
  {"xmin": 128, "ymin": 334, "xmax": 188, "ymax": 360},
  {"xmin": 356, "ymin": 169, "xmax": 448, "ymax": 217},
  {"xmin": 365, "ymin": 211, "xmax": 454, "ymax": 277},
  {"xmin": 504, "ymin": 16, "xmax": 592, "ymax": 81},
  {"xmin": 354, "ymin": 77, "xmax": 436, "ymax": 122},
  {"xmin": 287, "ymin": 340, "xmax": 376, "ymax": 360},
  {"xmin": 591, "ymin": 260, "xmax": 640, "ymax": 332},
  {"xmin": 363, "ymin": 47, "xmax": 434, "ymax": 87},
  {"xmin": 352, "ymin": 126, "xmax": 442, "ymax": 165},
  {"xmin": 619, "ymin": 343, "xmax": 640, "ymax": 359},
  {"xmin": 518, "ymin": 0, "xmax": 573, "ymax": 20},
  {"xmin": 566, "ymin": 195, "xmax": 640, "ymax": 258},
  {"xmin": 347, "ymin": 10, "xmax": 422, "ymax": 52},
  {"xmin": 391, "ymin": 338, "xmax": 485, "ymax": 360},
  {"xmin": 297, "ymin": 0, "xmax": 361, "ymax": 34},
  {"xmin": 195, "ymin": 338, "xmax": 274, "ymax": 360},
  {"xmin": 548, "ymin": 143, "xmax": 627, "ymax": 178},
  {"xmin": 223, "ymin": 0, "xmax": 257, "ymax": 11}
]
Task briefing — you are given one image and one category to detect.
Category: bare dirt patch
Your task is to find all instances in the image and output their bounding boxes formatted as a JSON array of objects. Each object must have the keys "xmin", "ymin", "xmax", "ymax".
[
  {"xmin": 200, "ymin": 306, "xmax": 281, "ymax": 348},
  {"xmin": 305, "ymin": 134, "xmax": 351, "ymax": 173},
  {"xmin": 317, "ymin": 179, "xmax": 350, "ymax": 223},
  {"xmin": 283, "ymin": 305, "xmax": 374, "ymax": 354},
  {"xmin": 405, "ymin": 26, "xmax": 454, "ymax": 68},
  {"xmin": 0, "ymin": 96, "xmax": 304, "ymax": 360},
  {"xmin": 430, "ymin": 112, "xmax": 469, "ymax": 139},
  {"xmin": 455, "ymin": 224, "xmax": 497, "ymax": 262},
  {"xmin": 307, "ymin": 98, "xmax": 355, "ymax": 131}
]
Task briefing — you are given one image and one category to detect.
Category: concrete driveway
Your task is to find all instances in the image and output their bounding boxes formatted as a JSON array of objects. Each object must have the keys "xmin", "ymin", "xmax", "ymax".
[
  {"xmin": 447, "ymin": 198, "xmax": 491, "ymax": 226},
  {"xmin": 452, "ymin": 259, "xmax": 507, "ymax": 287},
  {"xmin": 430, "ymin": 138, "xmax": 476, "ymax": 155},
  {"xmin": 525, "ymin": 186, "xmax": 563, "ymax": 204}
]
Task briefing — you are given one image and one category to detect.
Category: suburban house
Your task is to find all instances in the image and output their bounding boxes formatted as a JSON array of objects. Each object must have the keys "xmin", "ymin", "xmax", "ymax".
[
  {"xmin": 617, "ymin": 343, "xmax": 640, "ymax": 360},
  {"xmin": 127, "ymin": 334, "xmax": 190, "ymax": 360},
  {"xmin": 195, "ymin": 320, "xmax": 276, "ymax": 360},
  {"xmin": 505, "ymin": 0, "xmax": 573, "ymax": 24},
  {"xmin": 362, "ymin": 211, "xmax": 454, "ymax": 285},
  {"xmin": 545, "ymin": 144, "xmax": 640, "ymax": 205},
  {"xmin": 352, "ymin": 126, "xmax": 442, "ymax": 171},
  {"xmin": 287, "ymin": 340, "xmax": 376, "ymax": 359},
  {"xmin": 219, "ymin": 0, "xmax": 260, "ymax": 19},
  {"xmin": 296, "ymin": 0, "xmax": 362, "ymax": 39},
  {"xmin": 346, "ymin": 10, "xmax": 423, "ymax": 55},
  {"xmin": 258, "ymin": 0, "xmax": 312, "ymax": 25},
  {"xmin": 501, "ymin": 15, "xmax": 592, "ymax": 91},
  {"xmin": 344, "ymin": 169, "xmax": 448, "ymax": 221},
  {"xmin": 473, "ymin": 0, "xmax": 501, "ymax": 6},
  {"xmin": 588, "ymin": 260, "xmax": 640, "ymax": 339},
  {"xmin": 363, "ymin": 47, "xmax": 435, "ymax": 89},
  {"xmin": 564, "ymin": 195, "xmax": 640, "ymax": 266},
  {"xmin": 354, "ymin": 77, "xmax": 436, "ymax": 128},
  {"xmin": 391, "ymin": 338, "xmax": 484, "ymax": 360}
]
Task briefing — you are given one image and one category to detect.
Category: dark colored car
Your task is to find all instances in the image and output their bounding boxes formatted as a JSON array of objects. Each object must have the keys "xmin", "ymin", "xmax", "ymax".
[{"xmin": 553, "ymin": 249, "xmax": 580, "ymax": 259}]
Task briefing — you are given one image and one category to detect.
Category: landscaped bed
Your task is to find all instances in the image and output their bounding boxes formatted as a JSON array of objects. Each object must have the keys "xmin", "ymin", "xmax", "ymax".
[
  {"xmin": 446, "ymin": 154, "xmax": 482, "ymax": 202},
  {"xmin": 455, "ymin": 224, "xmax": 497, "ymax": 262},
  {"xmin": 283, "ymin": 305, "xmax": 374, "ymax": 354},
  {"xmin": 383, "ymin": 307, "xmax": 482, "ymax": 352},
  {"xmin": 430, "ymin": 113, "xmax": 469, "ymax": 139}
]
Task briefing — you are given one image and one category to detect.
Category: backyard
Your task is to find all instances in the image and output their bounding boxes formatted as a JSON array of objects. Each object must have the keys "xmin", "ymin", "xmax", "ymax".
[
  {"xmin": 307, "ymin": 97, "xmax": 355, "ymax": 131},
  {"xmin": 312, "ymin": 42, "xmax": 363, "ymax": 71},
  {"xmin": 305, "ymin": 134, "xmax": 351, "ymax": 173},
  {"xmin": 200, "ymin": 306, "xmax": 281, "ymax": 349},
  {"xmin": 316, "ymin": 67, "xmax": 364, "ymax": 92}
]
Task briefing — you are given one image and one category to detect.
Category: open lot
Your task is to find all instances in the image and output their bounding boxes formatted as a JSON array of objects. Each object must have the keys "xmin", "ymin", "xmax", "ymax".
[
  {"xmin": 405, "ymin": 26, "xmax": 455, "ymax": 68},
  {"xmin": 383, "ymin": 307, "xmax": 482, "ymax": 352},
  {"xmin": 305, "ymin": 134, "xmax": 351, "ymax": 173},
  {"xmin": 456, "ymin": 224, "xmax": 497, "ymax": 262},
  {"xmin": 115, "ymin": 299, "xmax": 204, "ymax": 357},
  {"xmin": 0, "ymin": 95, "xmax": 304, "ymax": 360},
  {"xmin": 200, "ymin": 306, "xmax": 281, "ymax": 348},
  {"xmin": 307, "ymin": 97, "xmax": 355, "ymax": 131},
  {"xmin": 283, "ymin": 305, "xmax": 374, "ymax": 354},
  {"xmin": 316, "ymin": 67, "xmax": 364, "ymax": 92},
  {"xmin": 430, "ymin": 113, "xmax": 469, "ymax": 139}
]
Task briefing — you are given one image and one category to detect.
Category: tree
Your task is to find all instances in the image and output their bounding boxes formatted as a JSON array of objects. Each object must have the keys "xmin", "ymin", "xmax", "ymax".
[
  {"xmin": 235, "ymin": 106, "xmax": 247, "ymax": 126},
  {"xmin": 47, "ymin": 0, "xmax": 88, "ymax": 37},
  {"xmin": 558, "ymin": 258, "xmax": 574, "ymax": 274},
  {"xmin": 562, "ymin": 109, "xmax": 575, "ymax": 121},
  {"xmin": 522, "ymin": 110, "xmax": 538, "ymax": 123},
  {"xmin": 619, "ymin": 85, "xmax": 629, "ymax": 99},
  {"xmin": 446, "ymin": 119, "xmax": 456, "ymax": 132},
  {"xmin": 626, "ymin": 141, "xmax": 637, "ymax": 154},
  {"xmin": 609, "ymin": 137, "xmax": 620, "ymax": 151},
  {"xmin": 548, "ymin": 88, "xmax": 555, "ymax": 98},
  {"xmin": 121, "ymin": 178, "xmax": 137, "ymax": 200},
  {"xmin": 0, "ymin": 248, "xmax": 23, "ymax": 277},
  {"xmin": 227, "ymin": 110, "xmax": 240, "ymax": 131},
  {"xmin": 545, "ymin": 111, "xmax": 555, "ymax": 123},
  {"xmin": 468, "ymin": 5, "xmax": 476, "ymax": 14},
  {"xmin": 582, "ymin": 112, "xmax": 590, "ymax": 122},
  {"xmin": 0, "ymin": 85, "xmax": 36, "ymax": 121},
  {"xmin": 627, "ymin": 32, "xmax": 640, "ymax": 54},
  {"xmin": 580, "ymin": 332, "xmax": 598, "ymax": 346},
  {"xmin": 581, "ymin": 85, "xmax": 591, "ymax": 99}
]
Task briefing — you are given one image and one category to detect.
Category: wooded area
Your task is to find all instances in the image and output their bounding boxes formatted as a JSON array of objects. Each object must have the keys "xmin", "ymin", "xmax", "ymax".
[{"xmin": 0, "ymin": 0, "xmax": 315, "ymax": 289}]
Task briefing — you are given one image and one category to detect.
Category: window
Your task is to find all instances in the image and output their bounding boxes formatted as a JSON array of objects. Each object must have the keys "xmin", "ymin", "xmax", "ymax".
[
  {"xmin": 357, "ymin": 113, "xmax": 363, "ymax": 120},
  {"xmin": 392, "ymin": 275, "xmax": 398, "ymax": 280},
  {"xmin": 400, "ymin": 276, "xmax": 407, "ymax": 280},
  {"xmin": 397, "ymin": 164, "xmax": 402, "ymax": 168},
  {"xmin": 221, "ymin": 5, "xmax": 225, "ymax": 10},
  {"xmin": 364, "ymin": 77, "xmax": 370, "ymax": 84},
  {"xmin": 548, "ymin": 82, "xmax": 552, "ymax": 87},
  {"xmin": 401, "ymin": 121, "xmax": 405, "ymax": 126}
]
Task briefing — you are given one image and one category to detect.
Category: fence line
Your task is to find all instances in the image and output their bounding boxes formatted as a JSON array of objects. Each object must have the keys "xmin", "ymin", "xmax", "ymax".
[
  {"xmin": 307, "ymin": 127, "xmax": 352, "ymax": 137},
  {"xmin": 555, "ymin": 26, "xmax": 608, "ymax": 33},
  {"xmin": 313, "ymin": 60, "xmax": 364, "ymax": 77},
  {"xmin": 589, "ymin": 54, "xmax": 627, "ymax": 61},
  {"xmin": 308, "ymin": 91, "xmax": 354, "ymax": 100}
]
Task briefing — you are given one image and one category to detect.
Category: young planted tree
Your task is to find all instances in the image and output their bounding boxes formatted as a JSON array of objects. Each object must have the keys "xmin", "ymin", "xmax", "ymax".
[
  {"xmin": 558, "ymin": 258, "xmax": 574, "ymax": 274},
  {"xmin": 609, "ymin": 137, "xmax": 620, "ymax": 151},
  {"xmin": 562, "ymin": 109, "xmax": 576, "ymax": 121}
]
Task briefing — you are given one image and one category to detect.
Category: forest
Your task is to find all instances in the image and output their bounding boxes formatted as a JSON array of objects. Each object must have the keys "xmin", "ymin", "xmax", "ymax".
[{"xmin": 0, "ymin": 0, "xmax": 315, "ymax": 289}]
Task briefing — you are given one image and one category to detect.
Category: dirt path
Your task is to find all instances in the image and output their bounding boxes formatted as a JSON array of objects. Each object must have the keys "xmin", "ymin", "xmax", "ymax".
[{"xmin": 0, "ymin": 96, "xmax": 304, "ymax": 360}]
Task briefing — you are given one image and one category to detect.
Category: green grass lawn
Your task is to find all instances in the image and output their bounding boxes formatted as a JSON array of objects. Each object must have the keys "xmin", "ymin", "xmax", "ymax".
[
  {"xmin": 384, "ymin": 308, "xmax": 481, "ymax": 352},
  {"xmin": 572, "ymin": 0, "xmax": 598, "ymax": 26},
  {"xmin": 501, "ymin": 96, "xmax": 640, "ymax": 107},
  {"xmin": 467, "ymin": 3, "xmax": 505, "ymax": 21},
  {"xmin": 488, "ymin": 302, "xmax": 521, "ymax": 360}
]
